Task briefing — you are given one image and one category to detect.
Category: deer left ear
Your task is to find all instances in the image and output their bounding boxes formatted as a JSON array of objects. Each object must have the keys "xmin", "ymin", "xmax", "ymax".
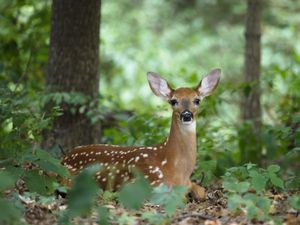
[{"xmin": 196, "ymin": 69, "xmax": 221, "ymax": 98}]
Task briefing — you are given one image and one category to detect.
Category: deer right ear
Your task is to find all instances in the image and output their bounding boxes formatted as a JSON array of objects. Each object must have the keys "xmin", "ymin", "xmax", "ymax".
[
  {"xmin": 196, "ymin": 68, "xmax": 221, "ymax": 98},
  {"xmin": 147, "ymin": 72, "xmax": 173, "ymax": 100}
]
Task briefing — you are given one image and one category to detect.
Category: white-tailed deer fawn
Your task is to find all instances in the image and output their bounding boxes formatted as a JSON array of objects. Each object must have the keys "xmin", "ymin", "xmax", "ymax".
[{"xmin": 62, "ymin": 69, "xmax": 221, "ymax": 200}]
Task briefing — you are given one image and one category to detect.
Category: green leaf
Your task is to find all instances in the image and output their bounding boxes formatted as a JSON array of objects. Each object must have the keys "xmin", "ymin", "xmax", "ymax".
[
  {"xmin": 150, "ymin": 185, "xmax": 187, "ymax": 216},
  {"xmin": 249, "ymin": 170, "xmax": 268, "ymax": 192},
  {"xmin": 227, "ymin": 194, "xmax": 243, "ymax": 211},
  {"xmin": 0, "ymin": 198, "xmax": 22, "ymax": 224},
  {"xmin": 245, "ymin": 201, "xmax": 259, "ymax": 220},
  {"xmin": 97, "ymin": 206, "xmax": 110, "ymax": 225},
  {"xmin": 35, "ymin": 159, "xmax": 68, "ymax": 177},
  {"xmin": 66, "ymin": 166, "xmax": 100, "ymax": 218},
  {"xmin": 24, "ymin": 170, "xmax": 55, "ymax": 195},
  {"xmin": 288, "ymin": 195, "xmax": 300, "ymax": 210},
  {"xmin": 0, "ymin": 171, "xmax": 15, "ymax": 191},
  {"xmin": 244, "ymin": 193, "xmax": 271, "ymax": 220},
  {"xmin": 117, "ymin": 212, "xmax": 136, "ymax": 225},
  {"xmin": 267, "ymin": 165, "xmax": 280, "ymax": 173},
  {"xmin": 269, "ymin": 173, "xmax": 284, "ymax": 189},
  {"xmin": 141, "ymin": 212, "xmax": 166, "ymax": 224},
  {"xmin": 118, "ymin": 171, "xmax": 152, "ymax": 210},
  {"xmin": 223, "ymin": 177, "xmax": 250, "ymax": 193},
  {"xmin": 31, "ymin": 149, "xmax": 69, "ymax": 177}
]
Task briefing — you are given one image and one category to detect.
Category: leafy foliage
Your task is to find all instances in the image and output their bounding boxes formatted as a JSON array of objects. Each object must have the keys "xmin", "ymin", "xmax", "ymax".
[
  {"xmin": 222, "ymin": 164, "xmax": 287, "ymax": 221},
  {"xmin": 61, "ymin": 165, "xmax": 101, "ymax": 221},
  {"xmin": 118, "ymin": 171, "xmax": 152, "ymax": 210},
  {"xmin": 150, "ymin": 185, "xmax": 187, "ymax": 216}
]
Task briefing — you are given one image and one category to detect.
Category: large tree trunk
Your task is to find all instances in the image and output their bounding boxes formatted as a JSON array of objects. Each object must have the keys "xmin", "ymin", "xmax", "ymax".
[
  {"xmin": 44, "ymin": 0, "xmax": 101, "ymax": 151},
  {"xmin": 240, "ymin": 0, "xmax": 262, "ymax": 164}
]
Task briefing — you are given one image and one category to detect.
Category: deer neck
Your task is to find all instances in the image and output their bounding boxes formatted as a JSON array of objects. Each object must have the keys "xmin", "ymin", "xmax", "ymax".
[{"xmin": 165, "ymin": 113, "xmax": 197, "ymax": 165}]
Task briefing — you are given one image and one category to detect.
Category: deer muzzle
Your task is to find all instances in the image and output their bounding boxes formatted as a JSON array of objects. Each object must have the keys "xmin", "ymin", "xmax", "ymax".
[{"xmin": 180, "ymin": 110, "xmax": 193, "ymax": 123}]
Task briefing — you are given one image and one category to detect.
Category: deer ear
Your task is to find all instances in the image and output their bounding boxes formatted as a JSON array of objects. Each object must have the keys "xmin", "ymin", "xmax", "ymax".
[
  {"xmin": 197, "ymin": 69, "xmax": 221, "ymax": 98},
  {"xmin": 147, "ymin": 72, "xmax": 173, "ymax": 100}
]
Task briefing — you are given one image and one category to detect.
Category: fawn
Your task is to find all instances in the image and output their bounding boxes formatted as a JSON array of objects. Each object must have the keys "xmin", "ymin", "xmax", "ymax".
[{"xmin": 62, "ymin": 69, "xmax": 221, "ymax": 200}]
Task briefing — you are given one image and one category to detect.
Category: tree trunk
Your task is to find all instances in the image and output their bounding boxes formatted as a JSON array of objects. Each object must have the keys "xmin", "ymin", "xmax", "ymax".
[
  {"xmin": 44, "ymin": 0, "xmax": 101, "ymax": 151},
  {"xmin": 240, "ymin": 0, "xmax": 262, "ymax": 164}
]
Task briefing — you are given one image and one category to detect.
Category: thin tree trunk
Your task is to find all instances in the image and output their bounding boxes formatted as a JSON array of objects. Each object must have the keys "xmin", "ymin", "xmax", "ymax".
[
  {"xmin": 44, "ymin": 0, "xmax": 101, "ymax": 151},
  {"xmin": 240, "ymin": 0, "xmax": 262, "ymax": 164}
]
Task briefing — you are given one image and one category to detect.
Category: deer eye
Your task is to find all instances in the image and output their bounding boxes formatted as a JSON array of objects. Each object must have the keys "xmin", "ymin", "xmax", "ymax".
[
  {"xmin": 169, "ymin": 99, "xmax": 178, "ymax": 106},
  {"xmin": 193, "ymin": 98, "xmax": 200, "ymax": 106}
]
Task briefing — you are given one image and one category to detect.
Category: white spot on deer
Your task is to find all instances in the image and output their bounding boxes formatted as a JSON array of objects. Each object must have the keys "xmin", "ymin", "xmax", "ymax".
[
  {"xmin": 102, "ymin": 178, "xmax": 107, "ymax": 182},
  {"xmin": 97, "ymin": 175, "xmax": 101, "ymax": 179},
  {"xmin": 161, "ymin": 159, "xmax": 167, "ymax": 166},
  {"xmin": 127, "ymin": 158, "xmax": 134, "ymax": 164},
  {"xmin": 75, "ymin": 145, "xmax": 84, "ymax": 149},
  {"xmin": 149, "ymin": 166, "xmax": 153, "ymax": 169},
  {"xmin": 116, "ymin": 170, "xmax": 120, "ymax": 174},
  {"xmin": 152, "ymin": 166, "xmax": 163, "ymax": 179},
  {"xmin": 79, "ymin": 161, "xmax": 83, "ymax": 164},
  {"xmin": 150, "ymin": 180, "xmax": 159, "ymax": 185},
  {"xmin": 108, "ymin": 172, "xmax": 113, "ymax": 176},
  {"xmin": 147, "ymin": 147, "xmax": 153, "ymax": 150},
  {"xmin": 65, "ymin": 164, "xmax": 73, "ymax": 169},
  {"xmin": 79, "ymin": 166, "xmax": 83, "ymax": 169},
  {"xmin": 142, "ymin": 154, "xmax": 148, "ymax": 158},
  {"xmin": 71, "ymin": 168, "xmax": 77, "ymax": 172},
  {"xmin": 135, "ymin": 156, "xmax": 140, "ymax": 162},
  {"xmin": 159, "ymin": 146, "xmax": 163, "ymax": 149},
  {"xmin": 153, "ymin": 147, "xmax": 157, "ymax": 150}
]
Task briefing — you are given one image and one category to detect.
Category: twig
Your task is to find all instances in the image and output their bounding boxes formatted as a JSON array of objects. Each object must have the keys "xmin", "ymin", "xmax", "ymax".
[
  {"xmin": 59, "ymin": 145, "xmax": 66, "ymax": 156},
  {"xmin": 13, "ymin": 49, "xmax": 32, "ymax": 93}
]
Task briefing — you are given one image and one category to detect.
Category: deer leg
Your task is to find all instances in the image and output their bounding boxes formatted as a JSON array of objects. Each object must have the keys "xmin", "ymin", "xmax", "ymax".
[{"xmin": 188, "ymin": 181, "xmax": 206, "ymax": 201}]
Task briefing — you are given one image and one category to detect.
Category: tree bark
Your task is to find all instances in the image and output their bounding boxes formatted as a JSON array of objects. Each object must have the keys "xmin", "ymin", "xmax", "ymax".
[
  {"xmin": 44, "ymin": 0, "xmax": 101, "ymax": 151},
  {"xmin": 240, "ymin": 0, "xmax": 262, "ymax": 164}
]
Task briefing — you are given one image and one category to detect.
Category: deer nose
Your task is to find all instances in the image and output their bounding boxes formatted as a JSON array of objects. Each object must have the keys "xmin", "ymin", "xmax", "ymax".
[{"xmin": 180, "ymin": 110, "xmax": 193, "ymax": 122}]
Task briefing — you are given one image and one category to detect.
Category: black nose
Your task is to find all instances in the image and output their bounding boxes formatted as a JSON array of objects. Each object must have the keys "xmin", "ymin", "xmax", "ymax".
[{"xmin": 180, "ymin": 110, "xmax": 193, "ymax": 122}]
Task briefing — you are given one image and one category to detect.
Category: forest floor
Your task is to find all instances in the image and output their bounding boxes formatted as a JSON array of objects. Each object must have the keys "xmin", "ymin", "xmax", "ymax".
[{"xmin": 19, "ymin": 183, "xmax": 300, "ymax": 225}]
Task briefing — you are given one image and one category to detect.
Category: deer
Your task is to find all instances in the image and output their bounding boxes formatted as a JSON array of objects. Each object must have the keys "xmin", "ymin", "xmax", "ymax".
[{"xmin": 62, "ymin": 68, "xmax": 221, "ymax": 201}]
